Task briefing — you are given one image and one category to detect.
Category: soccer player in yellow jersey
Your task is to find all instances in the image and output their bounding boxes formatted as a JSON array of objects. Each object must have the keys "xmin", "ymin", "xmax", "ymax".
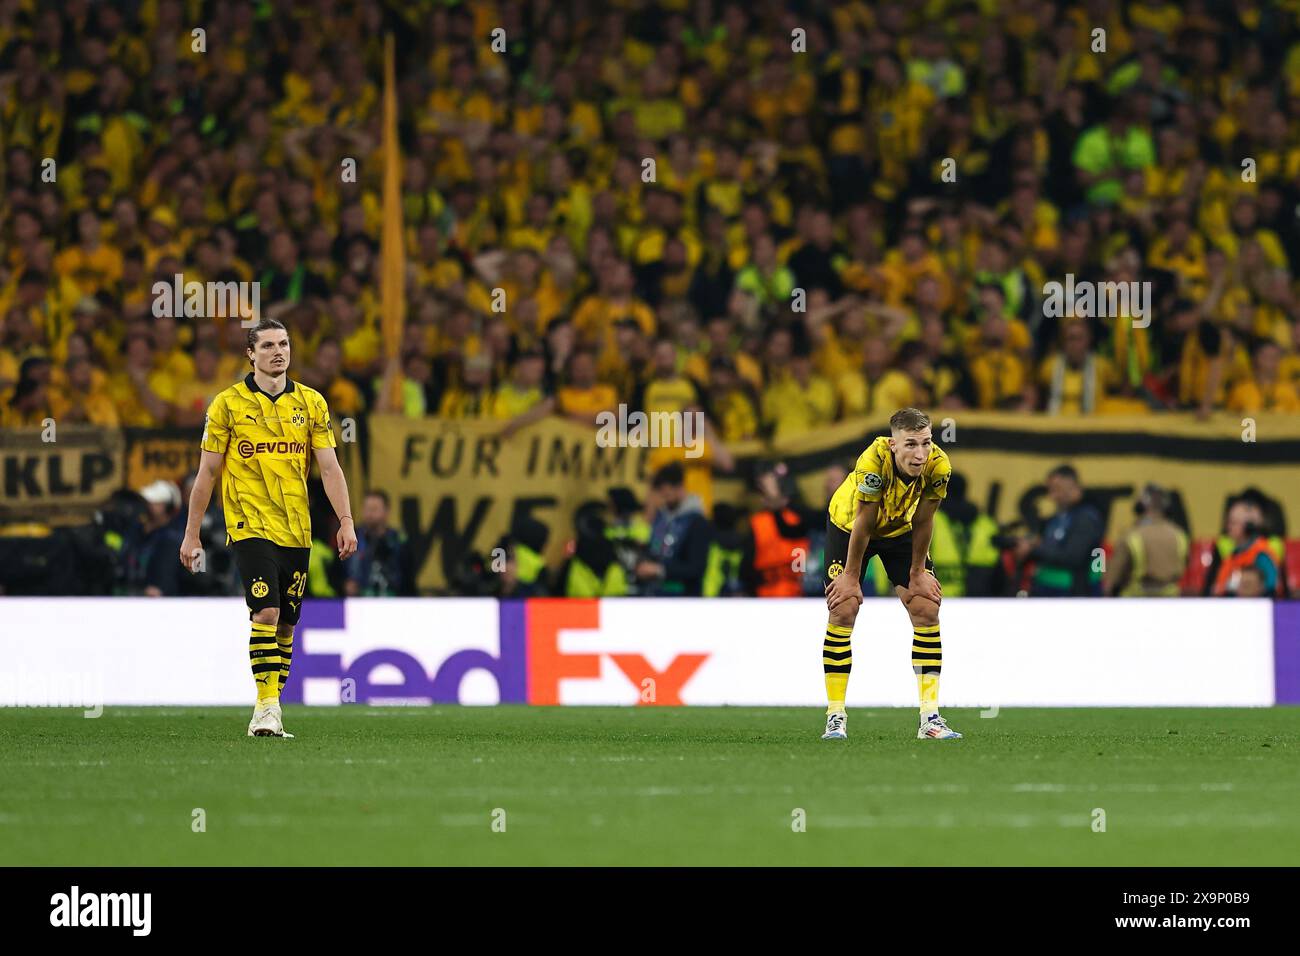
[
  {"xmin": 179, "ymin": 318, "xmax": 357, "ymax": 738},
  {"xmin": 821, "ymin": 407, "xmax": 961, "ymax": 740}
]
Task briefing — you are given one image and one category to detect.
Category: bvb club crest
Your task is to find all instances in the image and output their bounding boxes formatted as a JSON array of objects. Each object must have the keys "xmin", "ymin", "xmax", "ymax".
[
  {"xmin": 251, "ymin": 579, "xmax": 270, "ymax": 598},
  {"xmin": 827, "ymin": 561, "xmax": 845, "ymax": 580}
]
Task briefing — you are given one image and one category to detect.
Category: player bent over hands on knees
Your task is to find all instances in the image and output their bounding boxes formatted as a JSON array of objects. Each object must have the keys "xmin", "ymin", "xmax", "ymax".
[{"xmin": 821, "ymin": 408, "xmax": 961, "ymax": 740}]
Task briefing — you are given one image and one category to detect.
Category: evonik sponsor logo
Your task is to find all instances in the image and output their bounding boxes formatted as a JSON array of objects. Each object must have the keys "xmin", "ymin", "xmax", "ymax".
[{"xmin": 236, "ymin": 439, "xmax": 307, "ymax": 458}]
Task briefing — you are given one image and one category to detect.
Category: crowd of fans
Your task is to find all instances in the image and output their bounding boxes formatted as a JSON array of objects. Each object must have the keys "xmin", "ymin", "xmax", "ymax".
[
  {"xmin": 1, "ymin": 0, "xmax": 1298, "ymax": 596},
  {"xmin": 5, "ymin": 0, "xmax": 1300, "ymax": 435}
]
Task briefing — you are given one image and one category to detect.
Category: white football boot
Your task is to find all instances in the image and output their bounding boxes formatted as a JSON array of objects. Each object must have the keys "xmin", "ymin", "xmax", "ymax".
[
  {"xmin": 917, "ymin": 713, "xmax": 962, "ymax": 739},
  {"xmin": 247, "ymin": 701, "xmax": 294, "ymax": 738},
  {"xmin": 821, "ymin": 711, "xmax": 847, "ymax": 740}
]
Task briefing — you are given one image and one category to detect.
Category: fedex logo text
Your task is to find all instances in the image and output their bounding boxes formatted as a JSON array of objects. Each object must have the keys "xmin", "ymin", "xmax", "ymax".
[
  {"xmin": 284, "ymin": 600, "xmax": 709, "ymax": 706},
  {"xmin": 524, "ymin": 600, "xmax": 709, "ymax": 705}
]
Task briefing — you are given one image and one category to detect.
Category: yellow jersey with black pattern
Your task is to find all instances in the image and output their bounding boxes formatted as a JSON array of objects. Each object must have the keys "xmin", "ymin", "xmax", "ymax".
[
  {"xmin": 200, "ymin": 373, "xmax": 336, "ymax": 548},
  {"xmin": 827, "ymin": 436, "xmax": 951, "ymax": 538}
]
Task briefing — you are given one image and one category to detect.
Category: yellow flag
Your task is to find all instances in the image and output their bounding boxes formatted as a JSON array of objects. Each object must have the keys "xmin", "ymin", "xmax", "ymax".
[{"xmin": 380, "ymin": 33, "xmax": 405, "ymax": 403}]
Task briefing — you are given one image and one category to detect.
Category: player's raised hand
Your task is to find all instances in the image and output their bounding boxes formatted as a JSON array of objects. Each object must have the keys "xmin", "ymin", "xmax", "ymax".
[
  {"xmin": 825, "ymin": 573, "xmax": 863, "ymax": 614},
  {"xmin": 179, "ymin": 533, "xmax": 204, "ymax": 572},
  {"xmin": 337, "ymin": 517, "xmax": 358, "ymax": 560}
]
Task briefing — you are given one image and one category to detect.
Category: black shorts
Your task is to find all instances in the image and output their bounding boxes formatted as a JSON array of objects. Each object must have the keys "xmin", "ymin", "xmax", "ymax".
[
  {"xmin": 821, "ymin": 518, "xmax": 935, "ymax": 592},
  {"xmin": 231, "ymin": 537, "xmax": 311, "ymax": 625}
]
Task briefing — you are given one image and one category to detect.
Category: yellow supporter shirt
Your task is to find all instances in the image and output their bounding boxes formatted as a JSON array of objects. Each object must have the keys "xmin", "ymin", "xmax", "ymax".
[
  {"xmin": 572, "ymin": 295, "xmax": 656, "ymax": 342},
  {"xmin": 54, "ymin": 244, "xmax": 124, "ymax": 297},
  {"xmin": 155, "ymin": 347, "xmax": 196, "ymax": 384},
  {"xmin": 340, "ymin": 324, "xmax": 382, "ymax": 374},
  {"xmin": 761, "ymin": 374, "xmax": 837, "ymax": 439},
  {"xmin": 437, "ymin": 388, "xmax": 493, "ymax": 419},
  {"xmin": 837, "ymin": 368, "xmax": 916, "ymax": 417},
  {"xmin": 643, "ymin": 376, "xmax": 699, "ymax": 416},
  {"xmin": 713, "ymin": 388, "xmax": 759, "ymax": 442},
  {"xmin": 0, "ymin": 394, "xmax": 55, "ymax": 429},
  {"xmin": 1037, "ymin": 355, "xmax": 1118, "ymax": 414},
  {"xmin": 558, "ymin": 384, "xmax": 618, "ymax": 419},
  {"xmin": 489, "ymin": 384, "xmax": 545, "ymax": 420},
  {"xmin": 324, "ymin": 376, "xmax": 365, "ymax": 419},
  {"xmin": 684, "ymin": 351, "xmax": 763, "ymax": 392},
  {"xmin": 0, "ymin": 349, "xmax": 20, "ymax": 388},
  {"xmin": 50, "ymin": 387, "xmax": 120, "ymax": 427},
  {"xmin": 170, "ymin": 375, "xmax": 227, "ymax": 422},
  {"xmin": 200, "ymin": 374, "xmax": 337, "ymax": 549},
  {"xmin": 827, "ymin": 436, "xmax": 951, "ymax": 538},
  {"xmin": 1279, "ymin": 353, "xmax": 1300, "ymax": 389},
  {"xmin": 1179, "ymin": 331, "xmax": 1250, "ymax": 407},
  {"xmin": 1227, "ymin": 378, "xmax": 1300, "ymax": 414},
  {"xmin": 107, "ymin": 369, "xmax": 175, "ymax": 426},
  {"xmin": 970, "ymin": 349, "xmax": 1029, "ymax": 409}
]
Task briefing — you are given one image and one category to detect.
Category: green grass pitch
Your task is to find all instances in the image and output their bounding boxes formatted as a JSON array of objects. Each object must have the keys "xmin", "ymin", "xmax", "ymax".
[{"xmin": 2, "ymin": 706, "xmax": 1297, "ymax": 866}]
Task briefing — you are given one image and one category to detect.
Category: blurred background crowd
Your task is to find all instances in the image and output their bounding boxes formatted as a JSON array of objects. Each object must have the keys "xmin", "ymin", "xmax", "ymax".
[{"xmin": 1, "ymin": 0, "xmax": 1298, "ymax": 597}]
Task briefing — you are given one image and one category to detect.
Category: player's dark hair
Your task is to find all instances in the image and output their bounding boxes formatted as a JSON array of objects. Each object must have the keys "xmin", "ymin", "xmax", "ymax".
[
  {"xmin": 889, "ymin": 408, "xmax": 931, "ymax": 433},
  {"xmin": 1048, "ymin": 463, "xmax": 1080, "ymax": 484},
  {"xmin": 366, "ymin": 489, "xmax": 390, "ymax": 510},
  {"xmin": 246, "ymin": 318, "xmax": 287, "ymax": 366}
]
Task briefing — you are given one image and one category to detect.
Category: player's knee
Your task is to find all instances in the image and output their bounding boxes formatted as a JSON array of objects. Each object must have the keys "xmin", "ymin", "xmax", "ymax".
[
  {"xmin": 252, "ymin": 607, "xmax": 280, "ymax": 626},
  {"xmin": 907, "ymin": 596, "xmax": 939, "ymax": 628},
  {"xmin": 829, "ymin": 603, "xmax": 859, "ymax": 629}
]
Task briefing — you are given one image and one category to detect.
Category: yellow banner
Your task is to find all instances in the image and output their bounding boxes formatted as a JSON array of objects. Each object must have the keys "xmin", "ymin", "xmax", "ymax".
[
  {"xmin": 0, "ymin": 426, "xmax": 124, "ymax": 523},
  {"xmin": 370, "ymin": 415, "xmax": 657, "ymax": 590},
  {"xmin": 371, "ymin": 412, "xmax": 1300, "ymax": 591},
  {"xmin": 380, "ymin": 32, "xmax": 404, "ymax": 365},
  {"xmin": 766, "ymin": 411, "xmax": 1300, "ymax": 547},
  {"xmin": 125, "ymin": 428, "xmax": 201, "ymax": 490}
]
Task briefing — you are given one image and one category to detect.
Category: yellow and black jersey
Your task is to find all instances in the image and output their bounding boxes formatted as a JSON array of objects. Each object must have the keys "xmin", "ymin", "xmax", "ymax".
[
  {"xmin": 827, "ymin": 435, "xmax": 951, "ymax": 538},
  {"xmin": 200, "ymin": 373, "xmax": 336, "ymax": 549}
]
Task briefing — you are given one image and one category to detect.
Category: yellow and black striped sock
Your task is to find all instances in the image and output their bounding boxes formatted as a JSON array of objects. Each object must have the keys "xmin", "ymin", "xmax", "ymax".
[
  {"xmin": 823, "ymin": 622, "xmax": 853, "ymax": 714},
  {"xmin": 912, "ymin": 623, "xmax": 941, "ymax": 717},
  {"xmin": 276, "ymin": 627, "xmax": 294, "ymax": 695},
  {"xmin": 250, "ymin": 622, "xmax": 281, "ymax": 704}
]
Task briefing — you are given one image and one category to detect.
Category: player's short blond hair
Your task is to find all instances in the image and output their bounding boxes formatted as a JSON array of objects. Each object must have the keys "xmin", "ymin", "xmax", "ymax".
[{"xmin": 889, "ymin": 408, "xmax": 931, "ymax": 433}]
